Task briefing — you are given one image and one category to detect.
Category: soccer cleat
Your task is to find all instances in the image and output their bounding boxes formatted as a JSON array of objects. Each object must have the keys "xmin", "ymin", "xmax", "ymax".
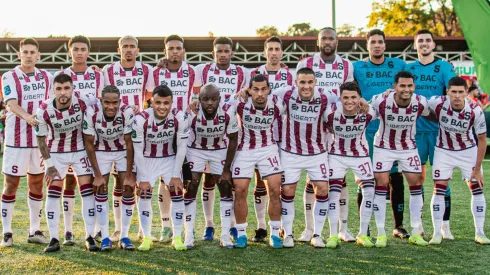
[
  {"xmin": 234, "ymin": 235, "xmax": 248, "ymax": 248},
  {"xmin": 429, "ymin": 234, "xmax": 442, "ymax": 245},
  {"xmin": 27, "ymin": 231, "xmax": 49, "ymax": 244},
  {"xmin": 137, "ymin": 229, "xmax": 158, "ymax": 242},
  {"xmin": 85, "ymin": 236, "xmax": 100, "ymax": 251},
  {"xmin": 230, "ymin": 227, "xmax": 238, "ymax": 241},
  {"xmin": 220, "ymin": 235, "xmax": 234, "ymax": 249},
  {"xmin": 1, "ymin": 233, "xmax": 13, "ymax": 247},
  {"xmin": 393, "ymin": 226, "xmax": 410, "ymax": 239},
  {"xmin": 94, "ymin": 231, "xmax": 102, "ymax": 244},
  {"xmin": 375, "ymin": 234, "xmax": 388, "ymax": 248},
  {"xmin": 409, "ymin": 234, "xmax": 429, "ymax": 246},
  {"xmin": 185, "ymin": 232, "xmax": 195, "ymax": 249},
  {"xmin": 110, "ymin": 230, "xmax": 121, "ymax": 242},
  {"xmin": 137, "ymin": 237, "xmax": 153, "ymax": 251},
  {"xmin": 202, "ymin": 227, "xmax": 215, "ymax": 241},
  {"xmin": 119, "ymin": 237, "xmax": 135, "ymax": 250},
  {"xmin": 252, "ymin": 228, "xmax": 267, "ymax": 242},
  {"xmin": 442, "ymin": 223, "xmax": 454, "ymax": 240},
  {"xmin": 269, "ymin": 235, "xmax": 283, "ymax": 248},
  {"xmin": 100, "ymin": 237, "xmax": 113, "ymax": 251},
  {"xmin": 325, "ymin": 235, "xmax": 340, "ymax": 249},
  {"xmin": 297, "ymin": 229, "xmax": 313, "ymax": 242},
  {"xmin": 172, "ymin": 237, "xmax": 187, "ymax": 251},
  {"xmin": 475, "ymin": 234, "xmax": 490, "ymax": 245},
  {"xmin": 339, "ymin": 230, "xmax": 356, "ymax": 242},
  {"xmin": 159, "ymin": 227, "xmax": 173, "ymax": 243},
  {"xmin": 44, "ymin": 238, "xmax": 60, "ymax": 253},
  {"xmin": 283, "ymin": 235, "xmax": 295, "ymax": 248},
  {"xmin": 356, "ymin": 235, "xmax": 375, "ymax": 248},
  {"xmin": 63, "ymin": 232, "xmax": 75, "ymax": 246},
  {"xmin": 310, "ymin": 235, "xmax": 326, "ymax": 248}
]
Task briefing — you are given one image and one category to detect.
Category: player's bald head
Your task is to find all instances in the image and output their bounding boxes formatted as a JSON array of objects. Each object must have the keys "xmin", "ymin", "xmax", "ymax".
[{"xmin": 200, "ymin": 83, "xmax": 220, "ymax": 99}]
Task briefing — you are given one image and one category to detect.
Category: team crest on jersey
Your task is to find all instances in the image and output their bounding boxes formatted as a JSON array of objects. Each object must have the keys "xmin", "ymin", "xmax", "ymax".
[
  {"xmin": 54, "ymin": 123, "xmax": 62, "ymax": 128},
  {"xmin": 3, "ymin": 85, "xmax": 11, "ymax": 96},
  {"xmin": 244, "ymin": 115, "xmax": 253, "ymax": 122},
  {"xmin": 441, "ymin": 116, "xmax": 449, "ymax": 123},
  {"xmin": 116, "ymin": 79, "xmax": 124, "ymax": 86},
  {"xmin": 209, "ymin": 76, "xmax": 216, "ymax": 82}
]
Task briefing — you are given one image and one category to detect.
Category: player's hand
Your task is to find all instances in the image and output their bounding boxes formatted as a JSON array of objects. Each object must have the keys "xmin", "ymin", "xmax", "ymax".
[
  {"xmin": 237, "ymin": 88, "xmax": 250, "ymax": 101},
  {"xmin": 137, "ymin": 181, "xmax": 152, "ymax": 199},
  {"xmin": 45, "ymin": 167, "xmax": 62, "ymax": 186},
  {"xmin": 299, "ymin": 54, "xmax": 310, "ymax": 61},
  {"xmin": 358, "ymin": 98, "xmax": 369, "ymax": 114},
  {"xmin": 90, "ymin": 65, "xmax": 101, "ymax": 72},
  {"xmin": 279, "ymin": 62, "xmax": 288, "ymax": 69},
  {"xmin": 26, "ymin": 114, "xmax": 39, "ymax": 126},
  {"xmin": 131, "ymin": 105, "xmax": 140, "ymax": 114},
  {"xmin": 471, "ymin": 168, "xmax": 484, "ymax": 188},
  {"xmin": 157, "ymin": 57, "xmax": 168, "ymax": 69},
  {"xmin": 169, "ymin": 177, "xmax": 184, "ymax": 193},
  {"xmin": 123, "ymin": 173, "xmax": 137, "ymax": 189},
  {"xmin": 362, "ymin": 57, "xmax": 369, "ymax": 62},
  {"xmin": 383, "ymin": 88, "xmax": 395, "ymax": 97},
  {"xmin": 220, "ymin": 169, "xmax": 232, "ymax": 185},
  {"xmin": 92, "ymin": 175, "xmax": 106, "ymax": 193},
  {"xmin": 188, "ymin": 100, "xmax": 199, "ymax": 115}
]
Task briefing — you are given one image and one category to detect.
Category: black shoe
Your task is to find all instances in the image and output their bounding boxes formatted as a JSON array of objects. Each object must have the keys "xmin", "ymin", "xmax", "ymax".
[
  {"xmin": 63, "ymin": 231, "xmax": 75, "ymax": 246},
  {"xmin": 252, "ymin": 228, "xmax": 268, "ymax": 242},
  {"xmin": 393, "ymin": 226, "xmax": 410, "ymax": 239},
  {"xmin": 85, "ymin": 236, "xmax": 99, "ymax": 251},
  {"xmin": 94, "ymin": 231, "xmax": 102, "ymax": 244},
  {"xmin": 44, "ymin": 238, "xmax": 60, "ymax": 253}
]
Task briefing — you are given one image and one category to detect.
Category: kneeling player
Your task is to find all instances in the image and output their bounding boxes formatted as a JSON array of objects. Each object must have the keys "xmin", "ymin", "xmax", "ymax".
[
  {"xmin": 185, "ymin": 83, "xmax": 238, "ymax": 248},
  {"xmin": 131, "ymin": 85, "xmax": 189, "ymax": 251},
  {"xmin": 35, "ymin": 74, "xmax": 97, "ymax": 252},
  {"xmin": 428, "ymin": 77, "xmax": 490, "ymax": 245},
  {"xmin": 83, "ymin": 85, "xmax": 137, "ymax": 250}
]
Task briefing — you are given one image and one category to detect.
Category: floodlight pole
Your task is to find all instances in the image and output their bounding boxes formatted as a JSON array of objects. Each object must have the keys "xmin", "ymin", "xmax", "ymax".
[{"xmin": 332, "ymin": 0, "xmax": 336, "ymax": 29}]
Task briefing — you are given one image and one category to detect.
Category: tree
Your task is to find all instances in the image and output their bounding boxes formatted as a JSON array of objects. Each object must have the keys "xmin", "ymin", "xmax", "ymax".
[
  {"xmin": 284, "ymin": 23, "xmax": 319, "ymax": 36},
  {"xmin": 336, "ymin": 24, "xmax": 356, "ymax": 37},
  {"xmin": 1, "ymin": 29, "xmax": 14, "ymax": 38},
  {"xmin": 256, "ymin": 25, "xmax": 280, "ymax": 37}
]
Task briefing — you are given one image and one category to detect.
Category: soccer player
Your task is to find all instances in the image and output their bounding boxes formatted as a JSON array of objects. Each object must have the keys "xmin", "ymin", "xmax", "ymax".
[
  {"xmin": 185, "ymin": 83, "xmax": 238, "ymax": 249},
  {"xmin": 324, "ymin": 82, "xmax": 377, "ymax": 248},
  {"xmin": 35, "ymin": 74, "xmax": 97, "ymax": 253},
  {"xmin": 55, "ymin": 35, "xmax": 104, "ymax": 245},
  {"xmin": 103, "ymin": 35, "xmax": 155, "ymax": 242},
  {"xmin": 232, "ymin": 74, "xmax": 284, "ymax": 248},
  {"xmin": 1, "ymin": 38, "xmax": 52, "ymax": 247},
  {"xmin": 406, "ymin": 29, "xmax": 456, "ymax": 237},
  {"xmin": 194, "ymin": 37, "xmax": 248, "ymax": 241},
  {"xmin": 247, "ymin": 36, "xmax": 295, "ymax": 242},
  {"xmin": 83, "ymin": 85, "xmax": 136, "ymax": 250},
  {"xmin": 427, "ymin": 76, "xmax": 489, "ymax": 245},
  {"xmin": 153, "ymin": 34, "xmax": 201, "ymax": 243},
  {"xmin": 370, "ymin": 71, "xmax": 430, "ymax": 247},
  {"xmin": 353, "ymin": 29, "xmax": 408, "ymax": 238},
  {"xmin": 130, "ymin": 85, "xmax": 188, "ymax": 251},
  {"xmin": 296, "ymin": 27, "xmax": 355, "ymax": 242}
]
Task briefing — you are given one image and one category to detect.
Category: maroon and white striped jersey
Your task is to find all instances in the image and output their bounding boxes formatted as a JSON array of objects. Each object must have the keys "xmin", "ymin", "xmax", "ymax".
[
  {"xmin": 2, "ymin": 66, "xmax": 53, "ymax": 148},
  {"xmin": 35, "ymin": 96, "xmax": 88, "ymax": 153},
  {"xmin": 103, "ymin": 61, "xmax": 155, "ymax": 110},
  {"xmin": 83, "ymin": 103, "xmax": 135, "ymax": 151},
  {"xmin": 371, "ymin": 92, "xmax": 430, "ymax": 150},
  {"xmin": 54, "ymin": 67, "xmax": 103, "ymax": 106},
  {"xmin": 131, "ymin": 108, "xmax": 189, "ymax": 158},
  {"xmin": 153, "ymin": 61, "xmax": 202, "ymax": 112},
  {"xmin": 429, "ymin": 96, "xmax": 486, "ymax": 151},
  {"xmin": 188, "ymin": 103, "xmax": 238, "ymax": 150},
  {"xmin": 273, "ymin": 86, "xmax": 336, "ymax": 155},
  {"xmin": 195, "ymin": 63, "xmax": 248, "ymax": 102},
  {"xmin": 325, "ymin": 101, "xmax": 378, "ymax": 157},
  {"xmin": 235, "ymin": 96, "xmax": 284, "ymax": 151},
  {"xmin": 296, "ymin": 53, "xmax": 354, "ymax": 96}
]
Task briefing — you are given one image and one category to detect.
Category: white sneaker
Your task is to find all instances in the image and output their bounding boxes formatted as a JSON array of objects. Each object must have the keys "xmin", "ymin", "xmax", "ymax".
[
  {"xmin": 110, "ymin": 230, "xmax": 121, "ymax": 242},
  {"xmin": 297, "ymin": 229, "xmax": 313, "ymax": 242},
  {"xmin": 442, "ymin": 222, "xmax": 454, "ymax": 240},
  {"xmin": 429, "ymin": 234, "xmax": 443, "ymax": 245},
  {"xmin": 220, "ymin": 235, "xmax": 234, "ymax": 249},
  {"xmin": 283, "ymin": 235, "xmax": 295, "ymax": 248},
  {"xmin": 339, "ymin": 230, "xmax": 356, "ymax": 242},
  {"xmin": 184, "ymin": 236, "xmax": 195, "ymax": 249},
  {"xmin": 310, "ymin": 236, "xmax": 325, "ymax": 248}
]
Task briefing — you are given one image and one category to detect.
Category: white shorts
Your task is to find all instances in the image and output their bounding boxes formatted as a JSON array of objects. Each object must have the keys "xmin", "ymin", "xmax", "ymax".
[
  {"xmin": 136, "ymin": 156, "xmax": 177, "ymax": 186},
  {"xmin": 96, "ymin": 151, "xmax": 128, "ymax": 176},
  {"xmin": 373, "ymin": 147, "xmax": 422, "ymax": 174},
  {"xmin": 232, "ymin": 145, "xmax": 283, "ymax": 179},
  {"xmin": 2, "ymin": 147, "xmax": 44, "ymax": 177},
  {"xmin": 433, "ymin": 146, "xmax": 480, "ymax": 181},
  {"xmin": 187, "ymin": 148, "xmax": 226, "ymax": 175},
  {"xmin": 329, "ymin": 154, "xmax": 374, "ymax": 181},
  {"xmin": 50, "ymin": 151, "xmax": 93, "ymax": 180},
  {"xmin": 281, "ymin": 150, "xmax": 329, "ymax": 185}
]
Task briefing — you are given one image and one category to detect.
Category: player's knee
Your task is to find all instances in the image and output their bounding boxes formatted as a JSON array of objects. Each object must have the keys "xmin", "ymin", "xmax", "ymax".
[
  {"xmin": 281, "ymin": 184, "xmax": 296, "ymax": 197},
  {"xmin": 96, "ymin": 183, "xmax": 109, "ymax": 195},
  {"xmin": 315, "ymin": 183, "xmax": 329, "ymax": 196},
  {"xmin": 203, "ymin": 173, "xmax": 216, "ymax": 188},
  {"xmin": 186, "ymin": 180, "xmax": 200, "ymax": 197},
  {"xmin": 3, "ymin": 176, "xmax": 20, "ymax": 195},
  {"xmin": 64, "ymin": 175, "xmax": 78, "ymax": 190},
  {"xmin": 113, "ymin": 174, "xmax": 123, "ymax": 189},
  {"xmin": 122, "ymin": 186, "xmax": 134, "ymax": 197}
]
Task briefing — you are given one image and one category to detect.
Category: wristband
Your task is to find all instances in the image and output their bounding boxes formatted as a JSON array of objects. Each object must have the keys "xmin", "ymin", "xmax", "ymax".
[{"xmin": 44, "ymin": 158, "xmax": 54, "ymax": 168}]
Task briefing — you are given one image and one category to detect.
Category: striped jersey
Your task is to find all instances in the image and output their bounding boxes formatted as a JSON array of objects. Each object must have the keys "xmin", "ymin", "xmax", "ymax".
[
  {"xmin": 195, "ymin": 63, "xmax": 248, "ymax": 102},
  {"xmin": 54, "ymin": 67, "xmax": 103, "ymax": 106}
]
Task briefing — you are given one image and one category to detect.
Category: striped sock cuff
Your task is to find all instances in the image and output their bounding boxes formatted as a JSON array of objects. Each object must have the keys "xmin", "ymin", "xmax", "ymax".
[
  {"xmin": 170, "ymin": 193, "xmax": 184, "ymax": 202},
  {"xmin": 122, "ymin": 195, "xmax": 135, "ymax": 205},
  {"xmin": 48, "ymin": 186, "xmax": 62, "ymax": 198},
  {"xmin": 139, "ymin": 190, "xmax": 153, "ymax": 200},
  {"xmin": 470, "ymin": 183, "xmax": 484, "ymax": 196},
  {"xmin": 360, "ymin": 180, "xmax": 375, "ymax": 189},
  {"xmin": 254, "ymin": 187, "xmax": 267, "ymax": 196},
  {"xmin": 315, "ymin": 194, "xmax": 329, "ymax": 202},
  {"xmin": 63, "ymin": 190, "xmax": 75, "ymax": 199},
  {"xmin": 1, "ymin": 194, "xmax": 16, "ymax": 203},
  {"xmin": 113, "ymin": 188, "xmax": 123, "ymax": 197},
  {"xmin": 329, "ymin": 179, "xmax": 343, "ymax": 193},
  {"xmin": 342, "ymin": 179, "xmax": 347, "ymax": 188},
  {"xmin": 95, "ymin": 193, "xmax": 108, "ymax": 202},
  {"xmin": 409, "ymin": 185, "xmax": 423, "ymax": 196},
  {"xmin": 80, "ymin": 184, "xmax": 94, "ymax": 197},
  {"xmin": 434, "ymin": 184, "xmax": 447, "ymax": 196},
  {"xmin": 220, "ymin": 196, "xmax": 233, "ymax": 202},
  {"xmin": 305, "ymin": 183, "xmax": 314, "ymax": 193},
  {"xmin": 28, "ymin": 192, "xmax": 43, "ymax": 201},
  {"xmin": 203, "ymin": 181, "xmax": 216, "ymax": 190},
  {"xmin": 281, "ymin": 193, "xmax": 295, "ymax": 203},
  {"xmin": 375, "ymin": 186, "xmax": 388, "ymax": 196}
]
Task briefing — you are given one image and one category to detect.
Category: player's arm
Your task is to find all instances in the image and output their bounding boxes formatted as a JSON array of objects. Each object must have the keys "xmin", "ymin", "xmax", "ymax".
[
  {"xmin": 2, "ymin": 76, "xmax": 38, "ymax": 126},
  {"xmin": 472, "ymin": 108, "xmax": 487, "ymax": 185},
  {"xmin": 82, "ymin": 110, "xmax": 104, "ymax": 189},
  {"xmin": 346, "ymin": 61, "xmax": 354, "ymax": 82},
  {"xmin": 222, "ymin": 106, "xmax": 239, "ymax": 183},
  {"xmin": 34, "ymin": 107, "xmax": 61, "ymax": 185},
  {"xmin": 123, "ymin": 107, "xmax": 136, "ymax": 187},
  {"xmin": 170, "ymin": 112, "xmax": 189, "ymax": 192},
  {"xmin": 131, "ymin": 116, "xmax": 148, "ymax": 183}
]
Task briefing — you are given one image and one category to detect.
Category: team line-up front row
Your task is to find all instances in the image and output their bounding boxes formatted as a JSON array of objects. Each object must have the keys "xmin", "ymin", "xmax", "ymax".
[{"xmin": 5, "ymin": 66, "xmax": 489, "ymax": 252}]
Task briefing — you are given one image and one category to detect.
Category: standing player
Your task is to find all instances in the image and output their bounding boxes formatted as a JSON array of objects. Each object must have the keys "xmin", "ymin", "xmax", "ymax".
[
  {"xmin": 153, "ymin": 35, "xmax": 201, "ymax": 243},
  {"xmin": 232, "ymin": 74, "xmax": 284, "ymax": 248},
  {"xmin": 296, "ymin": 27, "xmax": 355, "ymax": 242},
  {"xmin": 247, "ymin": 36, "xmax": 294, "ymax": 242},
  {"xmin": 370, "ymin": 71, "xmax": 430, "ymax": 247},
  {"xmin": 83, "ymin": 85, "xmax": 136, "ymax": 250},
  {"xmin": 103, "ymin": 35, "xmax": 155, "ymax": 242},
  {"xmin": 406, "ymin": 29, "xmax": 456, "ymax": 237},
  {"xmin": 1, "ymin": 38, "xmax": 52, "ymax": 247},
  {"xmin": 185, "ymin": 83, "xmax": 238, "ymax": 248},
  {"xmin": 35, "ymin": 74, "xmax": 97, "ymax": 252},
  {"xmin": 195, "ymin": 37, "xmax": 248, "ymax": 241},
  {"xmin": 427, "ymin": 77, "xmax": 490, "ymax": 245},
  {"xmin": 353, "ymin": 29, "xmax": 408, "ymax": 238},
  {"xmin": 54, "ymin": 35, "xmax": 104, "ymax": 245},
  {"xmin": 131, "ymin": 85, "xmax": 188, "ymax": 251}
]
